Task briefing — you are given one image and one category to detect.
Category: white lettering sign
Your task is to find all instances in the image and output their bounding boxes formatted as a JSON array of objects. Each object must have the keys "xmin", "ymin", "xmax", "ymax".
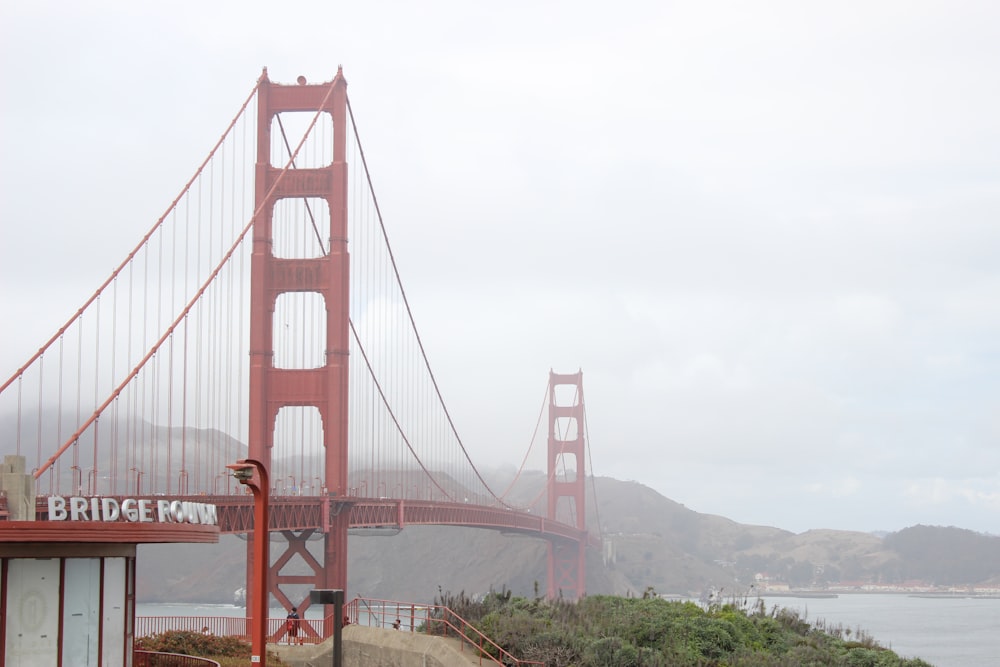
[
  {"xmin": 45, "ymin": 496, "xmax": 218, "ymax": 526},
  {"xmin": 47, "ymin": 496, "xmax": 67, "ymax": 520}
]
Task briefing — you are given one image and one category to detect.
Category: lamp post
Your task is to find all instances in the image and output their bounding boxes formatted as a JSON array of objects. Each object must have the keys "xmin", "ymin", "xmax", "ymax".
[
  {"xmin": 310, "ymin": 589, "xmax": 344, "ymax": 667},
  {"xmin": 228, "ymin": 459, "xmax": 269, "ymax": 666}
]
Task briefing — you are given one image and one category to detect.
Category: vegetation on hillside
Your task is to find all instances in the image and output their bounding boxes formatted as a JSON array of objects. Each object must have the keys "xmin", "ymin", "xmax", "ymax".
[
  {"xmin": 433, "ymin": 589, "xmax": 933, "ymax": 667},
  {"xmin": 883, "ymin": 525, "xmax": 1000, "ymax": 585},
  {"xmin": 135, "ymin": 631, "xmax": 289, "ymax": 667}
]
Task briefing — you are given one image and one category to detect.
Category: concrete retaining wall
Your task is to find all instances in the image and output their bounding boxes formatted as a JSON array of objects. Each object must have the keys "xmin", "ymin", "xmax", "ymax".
[{"xmin": 273, "ymin": 625, "xmax": 482, "ymax": 667}]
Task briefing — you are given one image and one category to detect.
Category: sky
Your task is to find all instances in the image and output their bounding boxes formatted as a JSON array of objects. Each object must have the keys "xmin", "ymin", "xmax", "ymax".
[{"xmin": 2, "ymin": 1, "xmax": 1000, "ymax": 535}]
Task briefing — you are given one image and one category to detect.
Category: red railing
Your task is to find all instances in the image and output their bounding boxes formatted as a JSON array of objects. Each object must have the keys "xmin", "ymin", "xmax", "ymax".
[
  {"xmin": 136, "ymin": 616, "xmax": 249, "ymax": 639},
  {"xmin": 346, "ymin": 597, "xmax": 545, "ymax": 667},
  {"xmin": 136, "ymin": 597, "xmax": 544, "ymax": 666},
  {"xmin": 135, "ymin": 615, "xmax": 331, "ymax": 645},
  {"xmin": 133, "ymin": 651, "xmax": 220, "ymax": 667}
]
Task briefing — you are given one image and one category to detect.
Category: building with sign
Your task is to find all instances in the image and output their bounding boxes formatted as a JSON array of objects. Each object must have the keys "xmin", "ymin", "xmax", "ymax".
[{"xmin": 0, "ymin": 455, "xmax": 220, "ymax": 666}]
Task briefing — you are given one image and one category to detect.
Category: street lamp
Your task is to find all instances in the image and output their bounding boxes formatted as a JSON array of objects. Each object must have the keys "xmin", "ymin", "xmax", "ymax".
[
  {"xmin": 310, "ymin": 589, "xmax": 344, "ymax": 667},
  {"xmin": 227, "ymin": 459, "xmax": 269, "ymax": 666}
]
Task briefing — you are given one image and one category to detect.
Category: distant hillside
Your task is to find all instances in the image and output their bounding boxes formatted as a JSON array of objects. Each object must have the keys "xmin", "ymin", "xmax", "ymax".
[
  {"xmin": 137, "ymin": 473, "xmax": 1000, "ymax": 604},
  {"xmin": 883, "ymin": 524, "xmax": 1000, "ymax": 585}
]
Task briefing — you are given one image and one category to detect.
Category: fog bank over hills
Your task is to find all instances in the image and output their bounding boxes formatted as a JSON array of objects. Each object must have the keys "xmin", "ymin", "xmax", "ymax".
[{"xmin": 137, "ymin": 471, "xmax": 1000, "ymax": 604}]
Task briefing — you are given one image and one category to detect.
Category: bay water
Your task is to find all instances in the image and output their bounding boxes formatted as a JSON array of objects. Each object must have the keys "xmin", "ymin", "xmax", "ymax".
[
  {"xmin": 137, "ymin": 593, "xmax": 999, "ymax": 666},
  {"xmin": 757, "ymin": 593, "xmax": 1000, "ymax": 667}
]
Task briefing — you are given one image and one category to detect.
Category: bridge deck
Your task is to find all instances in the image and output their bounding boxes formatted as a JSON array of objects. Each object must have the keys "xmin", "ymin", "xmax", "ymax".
[{"xmin": 11, "ymin": 496, "xmax": 596, "ymax": 545}]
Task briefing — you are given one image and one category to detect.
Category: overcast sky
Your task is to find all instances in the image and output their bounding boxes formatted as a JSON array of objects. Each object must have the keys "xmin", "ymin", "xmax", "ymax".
[{"xmin": 3, "ymin": 1, "xmax": 1000, "ymax": 535}]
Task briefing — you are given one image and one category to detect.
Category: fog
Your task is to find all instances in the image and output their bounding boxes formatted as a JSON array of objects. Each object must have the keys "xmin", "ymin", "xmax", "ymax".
[{"xmin": 2, "ymin": 1, "xmax": 999, "ymax": 534}]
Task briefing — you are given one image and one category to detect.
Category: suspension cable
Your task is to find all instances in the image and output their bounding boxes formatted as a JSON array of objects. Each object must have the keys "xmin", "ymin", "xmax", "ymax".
[
  {"xmin": 584, "ymin": 405, "xmax": 604, "ymax": 540},
  {"xmin": 1, "ymin": 74, "xmax": 265, "ymax": 395},
  {"xmin": 34, "ymin": 76, "xmax": 337, "ymax": 479},
  {"xmin": 498, "ymin": 384, "xmax": 549, "ymax": 501},
  {"xmin": 349, "ymin": 321, "xmax": 456, "ymax": 501},
  {"xmin": 275, "ymin": 114, "xmax": 326, "ymax": 253},
  {"xmin": 346, "ymin": 94, "xmax": 506, "ymax": 506}
]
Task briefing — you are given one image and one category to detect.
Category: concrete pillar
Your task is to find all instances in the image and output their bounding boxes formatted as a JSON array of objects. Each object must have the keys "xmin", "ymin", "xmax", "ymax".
[{"xmin": 1, "ymin": 455, "xmax": 36, "ymax": 520}]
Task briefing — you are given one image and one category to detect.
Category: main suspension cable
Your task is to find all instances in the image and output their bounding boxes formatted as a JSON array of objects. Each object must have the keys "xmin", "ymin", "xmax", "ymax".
[{"xmin": 346, "ymin": 94, "xmax": 507, "ymax": 507}]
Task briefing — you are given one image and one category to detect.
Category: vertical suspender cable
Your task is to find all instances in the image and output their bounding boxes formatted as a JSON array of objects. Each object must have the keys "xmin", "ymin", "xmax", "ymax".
[
  {"xmin": 346, "ymin": 96, "xmax": 505, "ymax": 505},
  {"xmin": 92, "ymin": 296, "xmax": 101, "ymax": 494}
]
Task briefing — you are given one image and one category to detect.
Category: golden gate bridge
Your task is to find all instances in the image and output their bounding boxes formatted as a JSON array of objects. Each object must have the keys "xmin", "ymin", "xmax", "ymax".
[{"xmin": 0, "ymin": 68, "xmax": 599, "ymax": 620}]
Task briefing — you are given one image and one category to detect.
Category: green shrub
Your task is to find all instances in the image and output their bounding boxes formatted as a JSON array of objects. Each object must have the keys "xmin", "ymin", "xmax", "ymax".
[
  {"xmin": 845, "ymin": 647, "xmax": 882, "ymax": 667},
  {"xmin": 429, "ymin": 589, "xmax": 932, "ymax": 667},
  {"xmin": 581, "ymin": 636, "xmax": 642, "ymax": 667},
  {"xmin": 135, "ymin": 631, "xmax": 288, "ymax": 666}
]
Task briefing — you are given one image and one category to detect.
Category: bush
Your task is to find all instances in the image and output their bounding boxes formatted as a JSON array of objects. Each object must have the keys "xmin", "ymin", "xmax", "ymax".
[
  {"xmin": 428, "ymin": 590, "xmax": 933, "ymax": 667},
  {"xmin": 135, "ymin": 631, "xmax": 289, "ymax": 666},
  {"xmin": 582, "ymin": 636, "xmax": 641, "ymax": 667}
]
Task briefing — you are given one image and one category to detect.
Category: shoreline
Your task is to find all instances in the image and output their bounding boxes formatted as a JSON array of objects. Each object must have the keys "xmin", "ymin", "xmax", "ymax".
[{"xmin": 756, "ymin": 590, "xmax": 1000, "ymax": 600}]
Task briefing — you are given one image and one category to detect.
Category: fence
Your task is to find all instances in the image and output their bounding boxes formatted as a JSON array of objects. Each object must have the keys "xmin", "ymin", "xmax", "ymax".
[
  {"xmin": 133, "ymin": 651, "xmax": 220, "ymax": 667},
  {"xmin": 346, "ymin": 597, "xmax": 545, "ymax": 667},
  {"xmin": 135, "ymin": 614, "xmax": 333, "ymax": 645},
  {"xmin": 136, "ymin": 597, "xmax": 545, "ymax": 666}
]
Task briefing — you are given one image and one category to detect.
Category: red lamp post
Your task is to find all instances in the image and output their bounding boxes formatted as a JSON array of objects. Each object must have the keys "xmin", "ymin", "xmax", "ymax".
[{"xmin": 228, "ymin": 458, "xmax": 269, "ymax": 665}]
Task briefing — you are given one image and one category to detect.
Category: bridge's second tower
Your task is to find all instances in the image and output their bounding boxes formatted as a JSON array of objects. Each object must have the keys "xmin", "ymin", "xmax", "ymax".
[
  {"xmin": 247, "ymin": 69, "xmax": 351, "ymax": 613},
  {"xmin": 546, "ymin": 370, "xmax": 587, "ymax": 599}
]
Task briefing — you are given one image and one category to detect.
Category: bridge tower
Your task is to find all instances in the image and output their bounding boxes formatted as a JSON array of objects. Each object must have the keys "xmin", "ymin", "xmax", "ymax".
[
  {"xmin": 247, "ymin": 69, "xmax": 352, "ymax": 614},
  {"xmin": 546, "ymin": 370, "xmax": 587, "ymax": 599}
]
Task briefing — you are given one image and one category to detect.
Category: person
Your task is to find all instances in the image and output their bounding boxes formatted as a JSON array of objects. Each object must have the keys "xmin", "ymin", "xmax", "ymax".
[
  {"xmin": 286, "ymin": 607, "xmax": 301, "ymax": 645},
  {"xmin": 392, "ymin": 618, "xmax": 401, "ymax": 630},
  {"xmin": 343, "ymin": 614, "xmax": 351, "ymax": 627}
]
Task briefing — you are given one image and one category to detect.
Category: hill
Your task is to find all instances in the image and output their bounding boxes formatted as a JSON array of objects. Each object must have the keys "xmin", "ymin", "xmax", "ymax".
[{"xmin": 136, "ymin": 473, "xmax": 1000, "ymax": 604}]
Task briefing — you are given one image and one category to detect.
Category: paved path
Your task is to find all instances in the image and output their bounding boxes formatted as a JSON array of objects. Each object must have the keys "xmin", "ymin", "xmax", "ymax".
[{"xmin": 271, "ymin": 624, "xmax": 485, "ymax": 667}]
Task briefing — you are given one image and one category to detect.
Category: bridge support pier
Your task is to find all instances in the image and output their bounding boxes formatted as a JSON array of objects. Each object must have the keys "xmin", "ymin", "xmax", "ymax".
[
  {"xmin": 546, "ymin": 370, "xmax": 587, "ymax": 600},
  {"xmin": 324, "ymin": 511, "xmax": 350, "ymax": 597},
  {"xmin": 247, "ymin": 69, "xmax": 352, "ymax": 618},
  {"xmin": 547, "ymin": 538, "xmax": 586, "ymax": 600},
  {"xmin": 255, "ymin": 505, "xmax": 351, "ymax": 638}
]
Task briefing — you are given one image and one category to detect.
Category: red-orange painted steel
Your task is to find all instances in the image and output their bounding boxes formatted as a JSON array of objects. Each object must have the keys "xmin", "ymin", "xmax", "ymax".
[
  {"xmin": 0, "ymin": 520, "xmax": 219, "ymax": 545},
  {"xmin": 229, "ymin": 459, "xmax": 270, "ymax": 666},
  {"xmin": 248, "ymin": 68, "xmax": 350, "ymax": 615},
  {"xmin": 546, "ymin": 371, "xmax": 587, "ymax": 599},
  {"xmin": 24, "ymin": 494, "xmax": 593, "ymax": 545}
]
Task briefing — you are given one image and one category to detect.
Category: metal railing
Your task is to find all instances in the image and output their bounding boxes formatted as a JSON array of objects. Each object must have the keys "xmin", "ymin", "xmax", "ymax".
[
  {"xmin": 135, "ymin": 615, "xmax": 332, "ymax": 645},
  {"xmin": 133, "ymin": 651, "xmax": 221, "ymax": 667},
  {"xmin": 346, "ymin": 597, "xmax": 545, "ymax": 667},
  {"xmin": 136, "ymin": 597, "xmax": 544, "ymax": 666}
]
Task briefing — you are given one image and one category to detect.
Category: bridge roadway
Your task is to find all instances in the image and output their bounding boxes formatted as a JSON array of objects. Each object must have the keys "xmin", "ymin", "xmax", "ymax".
[{"xmin": 23, "ymin": 495, "xmax": 596, "ymax": 546}]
